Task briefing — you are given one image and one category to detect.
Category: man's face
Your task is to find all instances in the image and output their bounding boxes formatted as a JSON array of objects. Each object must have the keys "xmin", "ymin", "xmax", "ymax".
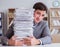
[{"xmin": 34, "ymin": 10, "xmax": 46, "ymax": 23}]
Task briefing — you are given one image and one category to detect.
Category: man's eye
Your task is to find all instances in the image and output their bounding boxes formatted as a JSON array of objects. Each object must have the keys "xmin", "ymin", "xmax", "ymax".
[{"xmin": 42, "ymin": 15, "xmax": 44, "ymax": 16}]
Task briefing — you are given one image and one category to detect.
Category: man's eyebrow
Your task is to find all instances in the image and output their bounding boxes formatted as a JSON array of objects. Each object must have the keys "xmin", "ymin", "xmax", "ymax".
[{"xmin": 37, "ymin": 12, "xmax": 41, "ymax": 14}]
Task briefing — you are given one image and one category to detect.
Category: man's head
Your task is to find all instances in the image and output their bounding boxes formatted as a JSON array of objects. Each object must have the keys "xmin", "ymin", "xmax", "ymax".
[{"xmin": 33, "ymin": 2, "xmax": 48, "ymax": 23}]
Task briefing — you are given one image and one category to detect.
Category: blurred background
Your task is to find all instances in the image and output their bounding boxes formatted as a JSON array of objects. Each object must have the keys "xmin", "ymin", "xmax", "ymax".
[{"xmin": 0, "ymin": 0, "xmax": 60, "ymax": 46}]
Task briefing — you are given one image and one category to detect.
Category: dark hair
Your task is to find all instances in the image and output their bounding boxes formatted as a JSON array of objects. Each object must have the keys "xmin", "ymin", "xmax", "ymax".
[{"xmin": 33, "ymin": 2, "xmax": 48, "ymax": 13}]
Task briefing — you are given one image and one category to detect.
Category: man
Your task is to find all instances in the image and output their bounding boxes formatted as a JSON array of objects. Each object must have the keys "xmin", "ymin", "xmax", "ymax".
[{"xmin": 6, "ymin": 2, "xmax": 52, "ymax": 46}]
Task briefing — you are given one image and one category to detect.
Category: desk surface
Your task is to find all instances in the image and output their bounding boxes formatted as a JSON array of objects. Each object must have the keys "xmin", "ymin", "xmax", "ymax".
[
  {"xmin": 30, "ymin": 43, "xmax": 60, "ymax": 47},
  {"xmin": 0, "ymin": 43, "xmax": 60, "ymax": 47},
  {"xmin": 43, "ymin": 43, "xmax": 60, "ymax": 47}
]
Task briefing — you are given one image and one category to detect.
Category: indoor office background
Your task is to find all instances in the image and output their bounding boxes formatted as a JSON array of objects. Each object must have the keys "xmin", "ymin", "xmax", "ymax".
[{"xmin": 0, "ymin": 0, "xmax": 60, "ymax": 46}]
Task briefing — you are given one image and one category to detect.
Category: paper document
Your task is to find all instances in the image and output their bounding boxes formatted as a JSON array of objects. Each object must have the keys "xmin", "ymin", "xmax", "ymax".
[{"xmin": 14, "ymin": 8, "xmax": 34, "ymax": 38}]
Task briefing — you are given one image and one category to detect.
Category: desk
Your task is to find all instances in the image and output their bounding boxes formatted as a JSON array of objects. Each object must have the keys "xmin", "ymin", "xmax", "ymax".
[
  {"xmin": 29, "ymin": 43, "xmax": 60, "ymax": 47},
  {"xmin": 0, "ymin": 43, "xmax": 60, "ymax": 47},
  {"xmin": 43, "ymin": 43, "xmax": 60, "ymax": 47}
]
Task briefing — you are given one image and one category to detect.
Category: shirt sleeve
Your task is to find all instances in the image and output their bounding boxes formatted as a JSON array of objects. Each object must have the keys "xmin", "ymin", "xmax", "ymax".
[
  {"xmin": 38, "ymin": 22, "xmax": 52, "ymax": 45},
  {"xmin": 6, "ymin": 24, "xmax": 14, "ymax": 39}
]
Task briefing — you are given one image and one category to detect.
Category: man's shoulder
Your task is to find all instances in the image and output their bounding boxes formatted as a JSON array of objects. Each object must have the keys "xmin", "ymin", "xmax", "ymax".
[
  {"xmin": 38, "ymin": 20, "xmax": 48, "ymax": 27},
  {"xmin": 40, "ymin": 20, "xmax": 48, "ymax": 25}
]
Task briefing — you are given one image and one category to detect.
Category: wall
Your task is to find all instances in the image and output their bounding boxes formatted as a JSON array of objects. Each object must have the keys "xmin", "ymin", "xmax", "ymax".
[{"xmin": 0, "ymin": 0, "xmax": 60, "ymax": 12}]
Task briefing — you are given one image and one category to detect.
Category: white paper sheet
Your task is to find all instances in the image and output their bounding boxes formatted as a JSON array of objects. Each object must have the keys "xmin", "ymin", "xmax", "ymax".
[{"xmin": 14, "ymin": 8, "xmax": 34, "ymax": 38}]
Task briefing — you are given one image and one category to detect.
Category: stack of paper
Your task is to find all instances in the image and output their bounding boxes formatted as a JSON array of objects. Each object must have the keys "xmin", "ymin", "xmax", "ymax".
[{"xmin": 13, "ymin": 8, "xmax": 34, "ymax": 38}]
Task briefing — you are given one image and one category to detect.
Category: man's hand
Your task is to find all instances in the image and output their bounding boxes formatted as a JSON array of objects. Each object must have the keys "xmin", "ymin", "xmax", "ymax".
[
  {"xmin": 24, "ymin": 36, "xmax": 41, "ymax": 46},
  {"xmin": 8, "ymin": 36, "xmax": 41, "ymax": 46},
  {"xmin": 8, "ymin": 36, "xmax": 24, "ymax": 46}
]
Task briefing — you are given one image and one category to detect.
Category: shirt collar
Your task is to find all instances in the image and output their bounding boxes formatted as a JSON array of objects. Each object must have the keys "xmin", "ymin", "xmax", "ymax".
[{"xmin": 33, "ymin": 20, "xmax": 43, "ymax": 26}]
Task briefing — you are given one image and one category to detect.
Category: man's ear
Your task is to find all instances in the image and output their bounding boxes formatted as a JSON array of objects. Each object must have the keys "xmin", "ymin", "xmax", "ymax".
[{"xmin": 43, "ymin": 17, "xmax": 47, "ymax": 20}]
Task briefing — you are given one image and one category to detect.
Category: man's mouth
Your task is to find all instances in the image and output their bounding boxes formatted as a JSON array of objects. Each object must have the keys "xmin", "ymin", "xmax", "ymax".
[{"xmin": 36, "ymin": 18, "xmax": 39, "ymax": 21}]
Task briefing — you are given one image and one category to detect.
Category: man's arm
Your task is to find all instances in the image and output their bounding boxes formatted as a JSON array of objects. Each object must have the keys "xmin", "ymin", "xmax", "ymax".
[
  {"xmin": 6, "ymin": 24, "xmax": 24, "ymax": 46},
  {"xmin": 22, "ymin": 22, "xmax": 52, "ymax": 45},
  {"xmin": 39, "ymin": 22, "xmax": 52, "ymax": 45},
  {"xmin": 6, "ymin": 24, "xmax": 14, "ymax": 39}
]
